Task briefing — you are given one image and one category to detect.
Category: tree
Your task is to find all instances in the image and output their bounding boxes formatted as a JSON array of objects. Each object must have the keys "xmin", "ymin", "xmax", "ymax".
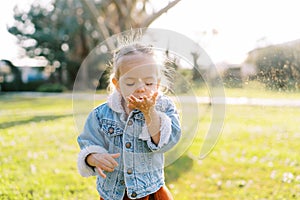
[{"xmin": 8, "ymin": 0, "xmax": 181, "ymax": 89}]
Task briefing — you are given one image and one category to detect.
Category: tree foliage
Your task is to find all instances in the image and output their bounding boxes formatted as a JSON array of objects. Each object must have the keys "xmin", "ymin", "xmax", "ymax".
[
  {"xmin": 245, "ymin": 40, "xmax": 300, "ymax": 91},
  {"xmin": 8, "ymin": 0, "xmax": 181, "ymax": 88}
]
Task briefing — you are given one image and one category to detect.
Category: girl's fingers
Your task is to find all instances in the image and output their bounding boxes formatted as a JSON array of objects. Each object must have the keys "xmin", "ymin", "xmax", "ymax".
[
  {"xmin": 96, "ymin": 166, "xmax": 107, "ymax": 179},
  {"xmin": 128, "ymin": 95, "xmax": 139, "ymax": 103},
  {"xmin": 127, "ymin": 95, "xmax": 134, "ymax": 102},
  {"xmin": 105, "ymin": 153, "xmax": 120, "ymax": 167},
  {"xmin": 96, "ymin": 156, "xmax": 113, "ymax": 168},
  {"xmin": 92, "ymin": 153, "xmax": 121, "ymax": 179},
  {"xmin": 111, "ymin": 153, "xmax": 121, "ymax": 159},
  {"xmin": 127, "ymin": 92, "xmax": 157, "ymax": 111},
  {"xmin": 152, "ymin": 91, "xmax": 158, "ymax": 100},
  {"xmin": 127, "ymin": 103, "xmax": 135, "ymax": 110},
  {"xmin": 128, "ymin": 96, "xmax": 142, "ymax": 108},
  {"xmin": 143, "ymin": 95, "xmax": 147, "ymax": 101},
  {"xmin": 94, "ymin": 153, "xmax": 119, "ymax": 169},
  {"xmin": 100, "ymin": 164, "xmax": 115, "ymax": 172}
]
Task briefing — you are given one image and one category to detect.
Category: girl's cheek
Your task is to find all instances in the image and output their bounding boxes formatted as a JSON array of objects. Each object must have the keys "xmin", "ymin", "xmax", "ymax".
[{"xmin": 120, "ymin": 85, "xmax": 134, "ymax": 96}]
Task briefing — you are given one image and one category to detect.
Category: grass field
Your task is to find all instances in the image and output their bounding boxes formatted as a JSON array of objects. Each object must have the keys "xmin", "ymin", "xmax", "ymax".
[{"xmin": 1, "ymin": 90, "xmax": 300, "ymax": 199}]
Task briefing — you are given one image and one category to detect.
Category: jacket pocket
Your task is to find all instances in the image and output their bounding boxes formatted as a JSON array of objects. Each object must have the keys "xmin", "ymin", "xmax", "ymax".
[
  {"xmin": 100, "ymin": 119, "xmax": 124, "ymax": 150},
  {"xmin": 100, "ymin": 119, "xmax": 123, "ymax": 137}
]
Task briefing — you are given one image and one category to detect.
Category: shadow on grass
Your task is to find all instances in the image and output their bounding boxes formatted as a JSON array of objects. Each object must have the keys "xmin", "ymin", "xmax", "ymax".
[
  {"xmin": 0, "ymin": 114, "xmax": 72, "ymax": 129},
  {"xmin": 165, "ymin": 154, "xmax": 194, "ymax": 183}
]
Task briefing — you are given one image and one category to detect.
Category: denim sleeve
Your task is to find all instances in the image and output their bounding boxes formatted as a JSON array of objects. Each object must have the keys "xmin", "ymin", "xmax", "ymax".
[
  {"xmin": 140, "ymin": 97, "xmax": 181, "ymax": 153},
  {"xmin": 77, "ymin": 109, "xmax": 108, "ymax": 177}
]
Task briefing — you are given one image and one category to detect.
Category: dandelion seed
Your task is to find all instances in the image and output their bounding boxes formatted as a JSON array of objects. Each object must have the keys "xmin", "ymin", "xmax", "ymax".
[
  {"xmin": 168, "ymin": 184, "xmax": 175, "ymax": 189},
  {"xmin": 217, "ymin": 180, "xmax": 222, "ymax": 190},
  {"xmin": 268, "ymin": 161, "xmax": 274, "ymax": 167},
  {"xmin": 173, "ymin": 189, "xmax": 179, "ymax": 195},
  {"xmin": 270, "ymin": 170, "xmax": 277, "ymax": 179},
  {"xmin": 30, "ymin": 164, "xmax": 36, "ymax": 174},
  {"xmin": 282, "ymin": 172, "xmax": 294, "ymax": 183},
  {"xmin": 225, "ymin": 180, "xmax": 232, "ymax": 188},
  {"xmin": 211, "ymin": 173, "xmax": 220, "ymax": 179},
  {"xmin": 10, "ymin": 141, "xmax": 16, "ymax": 146},
  {"xmin": 251, "ymin": 156, "xmax": 258, "ymax": 163},
  {"xmin": 295, "ymin": 175, "xmax": 300, "ymax": 183}
]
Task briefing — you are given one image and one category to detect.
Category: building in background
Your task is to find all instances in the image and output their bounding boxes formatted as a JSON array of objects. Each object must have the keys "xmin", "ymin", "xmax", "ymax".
[
  {"xmin": 0, "ymin": 60, "xmax": 22, "ymax": 91},
  {"xmin": 0, "ymin": 59, "xmax": 53, "ymax": 92}
]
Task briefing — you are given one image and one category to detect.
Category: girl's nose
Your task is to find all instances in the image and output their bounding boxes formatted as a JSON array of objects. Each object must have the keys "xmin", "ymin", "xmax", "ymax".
[
  {"xmin": 135, "ymin": 79, "xmax": 146, "ymax": 93},
  {"xmin": 135, "ymin": 84, "xmax": 146, "ymax": 93}
]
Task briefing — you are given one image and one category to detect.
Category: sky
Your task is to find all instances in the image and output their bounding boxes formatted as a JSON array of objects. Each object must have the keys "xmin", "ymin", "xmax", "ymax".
[
  {"xmin": 150, "ymin": 0, "xmax": 300, "ymax": 63},
  {"xmin": 1, "ymin": 0, "xmax": 300, "ymax": 66},
  {"xmin": 0, "ymin": 1, "xmax": 33, "ymax": 65},
  {"xmin": 0, "ymin": 1, "xmax": 20, "ymax": 60}
]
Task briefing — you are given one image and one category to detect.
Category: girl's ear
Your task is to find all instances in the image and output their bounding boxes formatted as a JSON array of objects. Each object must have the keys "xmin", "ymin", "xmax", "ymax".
[{"xmin": 112, "ymin": 77, "xmax": 120, "ymax": 91}]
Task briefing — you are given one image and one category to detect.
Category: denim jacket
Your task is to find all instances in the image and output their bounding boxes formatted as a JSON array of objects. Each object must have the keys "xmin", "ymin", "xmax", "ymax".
[{"xmin": 77, "ymin": 90, "xmax": 181, "ymax": 200}]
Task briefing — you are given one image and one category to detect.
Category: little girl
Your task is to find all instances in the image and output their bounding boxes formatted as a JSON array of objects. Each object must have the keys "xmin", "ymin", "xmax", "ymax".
[{"xmin": 77, "ymin": 43, "xmax": 181, "ymax": 200}]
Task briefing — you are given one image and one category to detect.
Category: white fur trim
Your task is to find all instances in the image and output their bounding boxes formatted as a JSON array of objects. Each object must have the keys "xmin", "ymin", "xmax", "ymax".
[
  {"xmin": 139, "ymin": 111, "xmax": 172, "ymax": 150},
  {"xmin": 139, "ymin": 125, "xmax": 151, "ymax": 140},
  {"xmin": 157, "ymin": 111, "xmax": 172, "ymax": 147},
  {"xmin": 77, "ymin": 145, "xmax": 107, "ymax": 177},
  {"xmin": 107, "ymin": 90, "xmax": 124, "ymax": 113}
]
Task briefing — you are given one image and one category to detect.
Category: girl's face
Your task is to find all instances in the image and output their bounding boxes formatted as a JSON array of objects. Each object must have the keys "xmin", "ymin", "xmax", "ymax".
[{"xmin": 113, "ymin": 54, "xmax": 160, "ymax": 105}]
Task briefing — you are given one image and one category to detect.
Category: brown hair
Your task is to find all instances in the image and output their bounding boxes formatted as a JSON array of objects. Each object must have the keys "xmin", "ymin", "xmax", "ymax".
[{"xmin": 112, "ymin": 43, "xmax": 155, "ymax": 80}]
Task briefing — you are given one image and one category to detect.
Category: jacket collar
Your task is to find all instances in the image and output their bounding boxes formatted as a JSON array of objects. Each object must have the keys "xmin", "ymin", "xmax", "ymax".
[{"xmin": 107, "ymin": 90, "xmax": 125, "ymax": 113}]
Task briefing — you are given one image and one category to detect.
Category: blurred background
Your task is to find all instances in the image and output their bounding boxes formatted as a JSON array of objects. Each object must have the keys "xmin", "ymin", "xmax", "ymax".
[
  {"xmin": 1, "ymin": 0, "xmax": 300, "ymax": 92},
  {"xmin": 1, "ymin": 0, "xmax": 300, "ymax": 199}
]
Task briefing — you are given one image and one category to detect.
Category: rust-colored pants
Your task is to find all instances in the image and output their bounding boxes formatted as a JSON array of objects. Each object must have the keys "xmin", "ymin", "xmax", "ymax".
[{"xmin": 100, "ymin": 186, "xmax": 173, "ymax": 200}]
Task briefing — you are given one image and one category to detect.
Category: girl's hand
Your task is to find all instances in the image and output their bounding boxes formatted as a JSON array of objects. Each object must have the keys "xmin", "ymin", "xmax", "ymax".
[
  {"xmin": 127, "ymin": 91, "xmax": 158, "ymax": 115},
  {"xmin": 86, "ymin": 153, "xmax": 120, "ymax": 179}
]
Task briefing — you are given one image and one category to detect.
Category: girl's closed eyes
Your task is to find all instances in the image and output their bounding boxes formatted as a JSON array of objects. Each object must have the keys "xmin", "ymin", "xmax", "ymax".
[
  {"xmin": 124, "ymin": 77, "xmax": 156, "ymax": 87},
  {"xmin": 125, "ymin": 82, "xmax": 135, "ymax": 86},
  {"xmin": 145, "ymin": 77, "xmax": 156, "ymax": 86}
]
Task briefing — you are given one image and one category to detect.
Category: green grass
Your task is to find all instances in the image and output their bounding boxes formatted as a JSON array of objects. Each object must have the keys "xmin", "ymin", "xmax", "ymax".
[
  {"xmin": 166, "ymin": 105, "xmax": 300, "ymax": 199},
  {"xmin": 224, "ymin": 81, "xmax": 300, "ymax": 99},
  {"xmin": 0, "ymin": 95, "xmax": 98, "ymax": 199},
  {"xmin": 1, "ymin": 92, "xmax": 300, "ymax": 199}
]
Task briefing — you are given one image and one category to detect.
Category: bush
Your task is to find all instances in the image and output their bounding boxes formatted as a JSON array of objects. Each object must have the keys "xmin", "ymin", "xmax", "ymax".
[
  {"xmin": 223, "ymin": 67, "xmax": 243, "ymax": 88},
  {"xmin": 36, "ymin": 83, "xmax": 66, "ymax": 92},
  {"xmin": 246, "ymin": 42, "xmax": 300, "ymax": 91}
]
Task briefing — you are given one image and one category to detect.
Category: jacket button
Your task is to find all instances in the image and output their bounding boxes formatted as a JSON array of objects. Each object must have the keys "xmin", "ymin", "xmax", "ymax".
[
  {"xmin": 120, "ymin": 180, "xmax": 125, "ymax": 185},
  {"xmin": 131, "ymin": 192, "xmax": 137, "ymax": 198},
  {"xmin": 125, "ymin": 142, "xmax": 131, "ymax": 148},
  {"xmin": 108, "ymin": 127, "xmax": 114, "ymax": 134},
  {"xmin": 127, "ymin": 168, "xmax": 133, "ymax": 174},
  {"xmin": 127, "ymin": 120, "xmax": 133, "ymax": 126}
]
